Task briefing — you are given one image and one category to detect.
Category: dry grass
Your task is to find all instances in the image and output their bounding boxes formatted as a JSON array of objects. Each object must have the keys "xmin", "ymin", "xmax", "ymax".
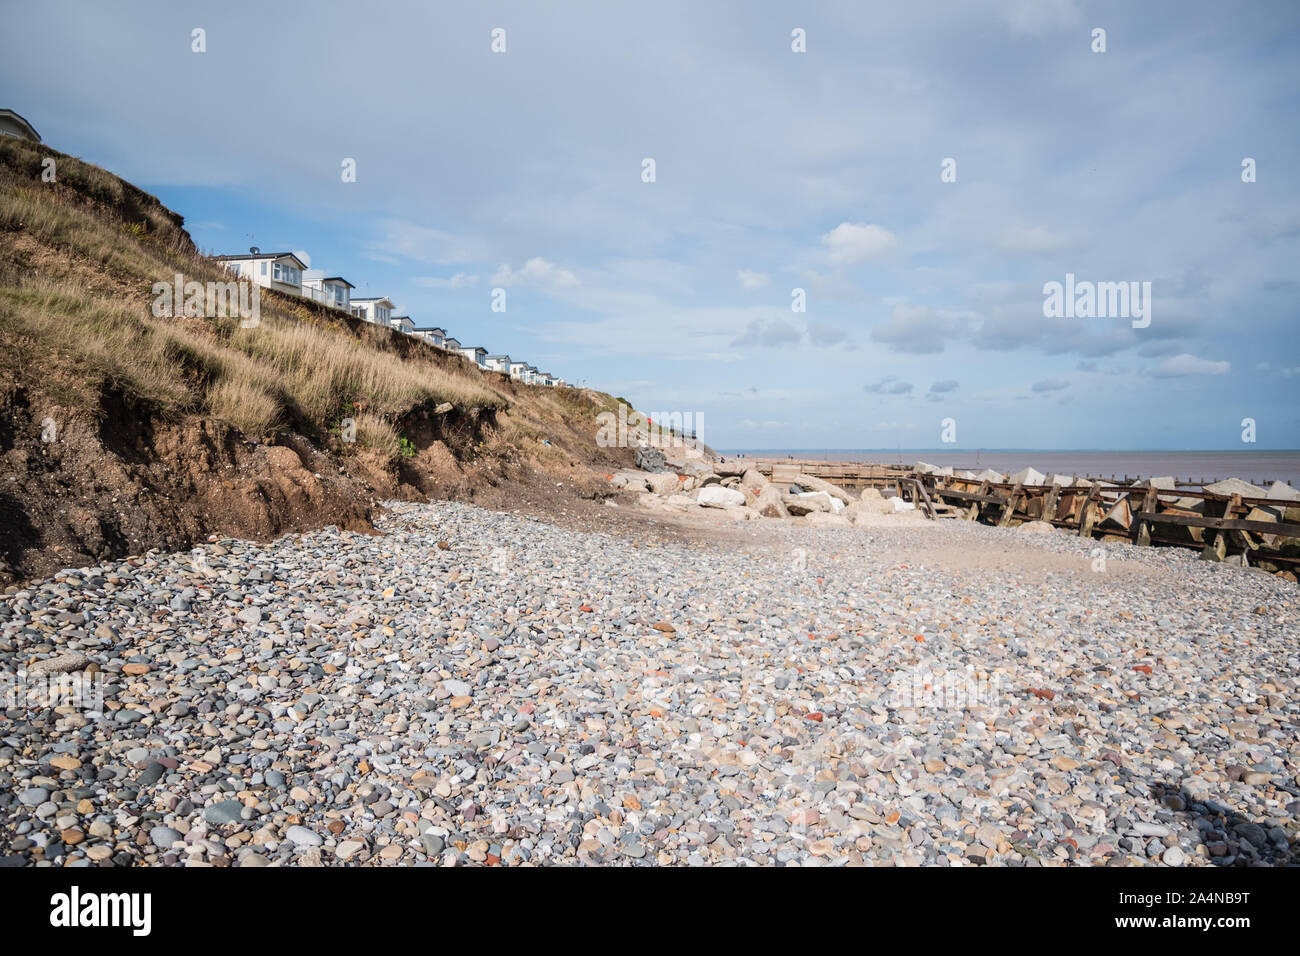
[
  {"xmin": 226, "ymin": 318, "xmax": 500, "ymax": 424},
  {"xmin": 0, "ymin": 136, "xmax": 511, "ymax": 461},
  {"xmin": 0, "ymin": 135, "xmax": 627, "ymax": 477},
  {"xmin": 353, "ymin": 412, "xmax": 400, "ymax": 458},
  {"xmin": 0, "ymin": 273, "xmax": 506, "ymax": 453},
  {"xmin": 0, "ymin": 280, "xmax": 196, "ymax": 414},
  {"xmin": 206, "ymin": 377, "xmax": 283, "ymax": 438}
]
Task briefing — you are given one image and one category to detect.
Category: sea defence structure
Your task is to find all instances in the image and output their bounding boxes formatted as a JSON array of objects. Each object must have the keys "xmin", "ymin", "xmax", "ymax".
[{"xmin": 736, "ymin": 458, "xmax": 1300, "ymax": 574}]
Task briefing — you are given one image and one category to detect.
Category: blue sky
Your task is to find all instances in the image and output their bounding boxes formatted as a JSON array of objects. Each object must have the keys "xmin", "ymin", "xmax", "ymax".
[{"xmin": 4, "ymin": 0, "xmax": 1298, "ymax": 449}]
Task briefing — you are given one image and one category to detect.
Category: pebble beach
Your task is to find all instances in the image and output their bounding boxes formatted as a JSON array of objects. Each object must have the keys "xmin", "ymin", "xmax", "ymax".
[{"xmin": 1, "ymin": 499, "xmax": 1296, "ymax": 867}]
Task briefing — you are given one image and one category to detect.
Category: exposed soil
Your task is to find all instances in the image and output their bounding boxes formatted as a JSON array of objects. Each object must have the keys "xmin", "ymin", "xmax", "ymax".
[
  {"xmin": 0, "ymin": 136, "xmax": 649, "ymax": 586},
  {"xmin": 0, "ymin": 378, "xmax": 646, "ymax": 586}
]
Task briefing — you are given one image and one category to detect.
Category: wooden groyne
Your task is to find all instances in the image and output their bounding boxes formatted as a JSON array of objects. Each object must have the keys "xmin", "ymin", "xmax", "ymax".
[
  {"xmin": 741, "ymin": 458, "xmax": 913, "ymax": 489},
  {"xmin": 741, "ymin": 458, "xmax": 1300, "ymax": 573}
]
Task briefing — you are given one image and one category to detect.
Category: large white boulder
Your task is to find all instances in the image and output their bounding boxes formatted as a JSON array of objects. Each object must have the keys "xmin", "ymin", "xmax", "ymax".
[
  {"xmin": 645, "ymin": 472, "xmax": 680, "ymax": 495},
  {"xmin": 713, "ymin": 460, "xmax": 749, "ymax": 477},
  {"xmin": 1017, "ymin": 520, "xmax": 1057, "ymax": 534},
  {"xmin": 612, "ymin": 471, "xmax": 651, "ymax": 492},
  {"xmin": 1008, "ymin": 467, "xmax": 1046, "ymax": 486},
  {"xmin": 797, "ymin": 491, "xmax": 836, "ymax": 512},
  {"xmin": 752, "ymin": 485, "xmax": 789, "ymax": 518},
  {"xmin": 1266, "ymin": 481, "xmax": 1300, "ymax": 501},
  {"xmin": 792, "ymin": 473, "xmax": 853, "ymax": 504},
  {"xmin": 697, "ymin": 486, "xmax": 746, "ymax": 509},
  {"xmin": 782, "ymin": 491, "xmax": 827, "ymax": 515},
  {"xmin": 849, "ymin": 487, "xmax": 894, "ymax": 516},
  {"xmin": 1206, "ymin": 477, "xmax": 1266, "ymax": 498},
  {"xmin": 892, "ymin": 497, "xmax": 917, "ymax": 513}
]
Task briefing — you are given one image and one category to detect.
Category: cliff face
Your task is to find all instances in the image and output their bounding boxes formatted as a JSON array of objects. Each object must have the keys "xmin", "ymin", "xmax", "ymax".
[{"xmin": 0, "ymin": 137, "xmax": 631, "ymax": 584}]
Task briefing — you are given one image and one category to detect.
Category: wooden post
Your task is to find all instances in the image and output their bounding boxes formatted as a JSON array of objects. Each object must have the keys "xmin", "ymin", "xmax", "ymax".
[
  {"xmin": 967, "ymin": 480, "xmax": 987, "ymax": 520},
  {"xmin": 1078, "ymin": 487, "xmax": 1100, "ymax": 538},
  {"xmin": 998, "ymin": 483, "xmax": 1024, "ymax": 528},
  {"xmin": 912, "ymin": 478, "xmax": 937, "ymax": 520},
  {"xmin": 1135, "ymin": 487, "xmax": 1157, "ymax": 547},
  {"xmin": 1043, "ymin": 484, "xmax": 1061, "ymax": 524}
]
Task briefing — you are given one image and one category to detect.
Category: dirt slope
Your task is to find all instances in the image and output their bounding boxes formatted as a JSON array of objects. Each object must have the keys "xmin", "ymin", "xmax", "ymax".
[{"xmin": 0, "ymin": 136, "xmax": 633, "ymax": 584}]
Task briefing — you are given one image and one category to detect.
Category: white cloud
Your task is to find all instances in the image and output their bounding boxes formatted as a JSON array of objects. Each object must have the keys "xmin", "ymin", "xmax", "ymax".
[
  {"xmin": 1153, "ymin": 353, "xmax": 1230, "ymax": 377},
  {"xmin": 491, "ymin": 257, "xmax": 580, "ymax": 289},
  {"xmin": 732, "ymin": 317, "xmax": 803, "ymax": 348},
  {"xmin": 364, "ymin": 219, "xmax": 487, "ymax": 265},
  {"xmin": 730, "ymin": 316, "xmax": 851, "ymax": 349},
  {"xmin": 1031, "ymin": 377, "xmax": 1070, "ymax": 392},
  {"xmin": 788, "ymin": 268, "xmax": 862, "ymax": 303},
  {"xmin": 870, "ymin": 303, "xmax": 977, "ymax": 354},
  {"xmin": 821, "ymin": 222, "xmax": 897, "ymax": 265},
  {"xmin": 414, "ymin": 272, "xmax": 478, "ymax": 289},
  {"xmin": 737, "ymin": 269, "xmax": 770, "ymax": 290},
  {"xmin": 1000, "ymin": 0, "xmax": 1081, "ymax": 36},
  {"xmin": 864, "ymin": 375, "xmax": 913, "ymax": 395},
  {"xmin": 990, "ymin": 225, "xmax": 1078, "ymax": 255}
]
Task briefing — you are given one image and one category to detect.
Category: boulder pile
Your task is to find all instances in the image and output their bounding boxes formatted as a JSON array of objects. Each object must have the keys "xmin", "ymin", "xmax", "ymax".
[{"xmin": 613, "ymin": 457, "xmax": 928, "ymax": 528}]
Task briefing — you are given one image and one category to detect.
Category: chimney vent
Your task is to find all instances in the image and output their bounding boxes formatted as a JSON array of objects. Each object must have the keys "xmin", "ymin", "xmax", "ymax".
[{"xmin": 250, "ymin": 246, "xmax": 260, "ymax": 254}]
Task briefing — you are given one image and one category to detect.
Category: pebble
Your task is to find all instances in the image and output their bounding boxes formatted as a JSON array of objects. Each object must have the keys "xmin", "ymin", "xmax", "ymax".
[
  {"xmin": 285, "ymin": 825, "xmax": 324, "ymax": 847},
  {"xmin": 335, "ymin": 840, "xmax": 365, "ymax": 861},
  {"xmin": 149, "ymin": 827, "xmax": 183, "ymax": 849},
  {"xmin": 203, "ymin": 800, "xmax": 245, "ymax": 825},
  {"xmin": 0, "ymin": 499, "xmax": 1293, "ymax": 867}
]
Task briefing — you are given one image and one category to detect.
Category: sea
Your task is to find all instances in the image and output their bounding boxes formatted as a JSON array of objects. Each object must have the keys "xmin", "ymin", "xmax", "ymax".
[{"xmin": 718, "ymin": 449, "xmax": 1300, "ymax": 488}]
